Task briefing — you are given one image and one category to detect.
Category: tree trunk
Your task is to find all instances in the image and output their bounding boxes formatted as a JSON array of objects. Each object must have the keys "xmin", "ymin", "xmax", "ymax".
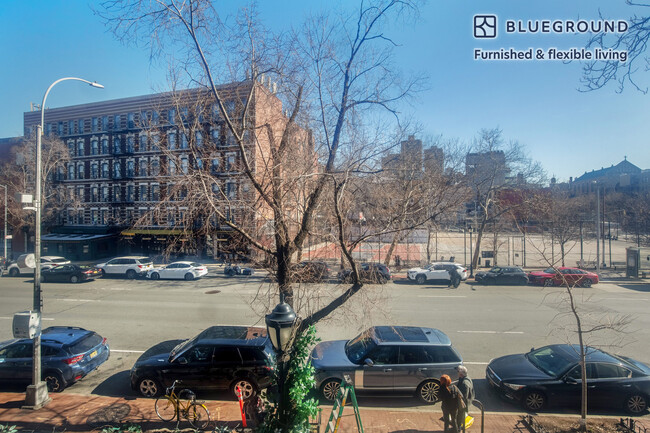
[
  {"xmin": 384, "ymin": 232, "xmax": 400, "ymax": 267},
  {"xmin": 472, "ymin": 219, "xmax": 487, "ymax": 270}
]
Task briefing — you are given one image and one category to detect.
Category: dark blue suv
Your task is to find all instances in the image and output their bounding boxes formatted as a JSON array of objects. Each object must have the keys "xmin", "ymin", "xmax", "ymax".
[{"xmin": 0, "ymin": 326, "xmax": 110, "ymax": 392}]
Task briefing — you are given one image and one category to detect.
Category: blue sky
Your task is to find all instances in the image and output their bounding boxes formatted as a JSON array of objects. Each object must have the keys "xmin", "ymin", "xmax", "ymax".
[{"xmin": 1, "ymin": 0, "xmax": 648, "ymax": 182}]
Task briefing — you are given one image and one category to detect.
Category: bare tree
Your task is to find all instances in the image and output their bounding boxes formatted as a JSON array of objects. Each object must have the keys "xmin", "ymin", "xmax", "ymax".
[
  {"xmin": 467, "ymin": 128, "xmax": 546, "ymax": 271},
  {"xmin": 0, "ymin": 134, "xmax": 72, "ymax": 248}
]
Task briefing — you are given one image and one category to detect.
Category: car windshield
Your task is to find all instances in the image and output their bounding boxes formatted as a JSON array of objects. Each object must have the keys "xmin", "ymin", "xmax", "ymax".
[
  {"xmin": 526, "ymin": 346, "xmax": 574, "ymax": 377},
  {"xmin": 190, "ymin": 262, "xmax": 202, "ymax": 267},
  {"xmin": 51, "ymin": 258, "xmax": 68, "ymax": 263},
  {"xmin": 543, "ymin": 267, "xmax": 555, "ymax": 274},
  {"xmin": 169, "ymin": 338, "xmax": 193, "ymax": 359},
  {"xmin": 345, "ymin": 332, "xmax": 377, "ymax": 364}
]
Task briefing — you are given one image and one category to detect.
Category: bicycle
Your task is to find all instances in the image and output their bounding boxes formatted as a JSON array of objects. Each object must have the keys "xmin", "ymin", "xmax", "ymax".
[{"xmin": 154, "ymin": 380, "xmax": 211, "ymax": 429}]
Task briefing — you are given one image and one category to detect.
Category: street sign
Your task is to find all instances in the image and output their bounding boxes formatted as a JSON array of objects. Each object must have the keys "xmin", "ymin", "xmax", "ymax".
[{"xmin": 5, "ymin": 235, "xmax": 12, "ymax": 239}]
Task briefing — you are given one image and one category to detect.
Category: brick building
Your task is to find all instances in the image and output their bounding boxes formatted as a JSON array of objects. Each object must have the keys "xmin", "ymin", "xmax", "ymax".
[{"xmin": 20, "ymin": 81, "xmax": 310, "ymax": 260}]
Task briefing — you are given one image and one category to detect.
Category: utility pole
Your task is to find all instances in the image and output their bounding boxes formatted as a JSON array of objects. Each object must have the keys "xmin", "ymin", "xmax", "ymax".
[{"xmin": 596, "ymin": 185, "xmax": 601, "ymax": 274}]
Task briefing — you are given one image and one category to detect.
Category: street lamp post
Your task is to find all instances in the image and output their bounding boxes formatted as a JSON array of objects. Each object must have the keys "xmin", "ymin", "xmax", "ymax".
[
  {"xmin": 0, "ymin": 184, "xmax": 7, "ymax": 261},
  {"xmin": 265, "ymin": 294, "xmax": 297, "ymax": 429},
  {"xmin": 24, "ymin": 77, "xmax": 104, "ymax": 410},
  {"xmin": 595, "ymin": 183, "xmax": 601, "ymax": 275}
]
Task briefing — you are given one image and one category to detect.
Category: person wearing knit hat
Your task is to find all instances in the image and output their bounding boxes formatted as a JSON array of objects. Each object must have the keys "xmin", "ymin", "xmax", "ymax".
[{"xmin": 439, "ymin": 374, "xmax": 462, "ymax": 433}]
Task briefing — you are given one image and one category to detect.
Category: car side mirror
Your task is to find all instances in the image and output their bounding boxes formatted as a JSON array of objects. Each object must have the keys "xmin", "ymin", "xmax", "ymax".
[
  {"xmin": 565, "ymin": 376, "xmax": 578, "ymax": 384},
  {"xmin": 529, "ymin": 347, "xmax": 535, "ymax": 352},
  {"xmin": 364, "ymin": 358, "xmax": 374, "ymax": 367}
]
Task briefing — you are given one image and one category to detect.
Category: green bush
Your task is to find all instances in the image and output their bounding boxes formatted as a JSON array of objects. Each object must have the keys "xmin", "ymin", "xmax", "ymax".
[{"xmin": 259, "ymin": 325, "xmax": 320, "ymax": 433}]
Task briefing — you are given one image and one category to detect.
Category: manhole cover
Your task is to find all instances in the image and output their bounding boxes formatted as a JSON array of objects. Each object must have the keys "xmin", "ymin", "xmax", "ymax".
[{"xmin": 205, "ymin": 289, "xmax": 221, "ymax": 294}]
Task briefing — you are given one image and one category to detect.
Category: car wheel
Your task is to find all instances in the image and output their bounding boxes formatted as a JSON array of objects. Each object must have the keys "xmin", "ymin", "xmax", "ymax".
[
  {"xmin": 70, "ymin": 275, "xmax": 79, "ymax": 283},
  {"xmin": 137, "ymin": 377, "xmax": 162, "ymax": 397},
  {"xmin": 99, "ymin": 269, "xmax": 105, "ymax": 277},
  {"xmin": 625, "ymin": 394, "xmax": 647, "ymax": 414},
  {"xmin": 543, "ymin": 279, "xmax": 554, "ymax": 287},
  {"xmin": 126, "ymin": 269, "xmax": 137, "ymax": 279},
  {"xmin": 44, "ymin": 371, "xmax": 65, "ymax": 393},
  {"xmin": 581, "ymin": 279, "xmax": 592, "ymax": 288},
  {"xmin": 184, "ymin": 273, "xmax": 194, "ymax": 281},
  {"xmin": 523, "ymin": 390, "xmax": 546, "ymax": 411},
  {"xmin": 379, "ymin": 276, "xmax": 388, "ymax": 284},
  {"xmin": 150, "ymin": 272, "xmax": 160, "ymax": 280},
  {"xmin": 416, "ymin": 379, "xmax": 440, "ymax": 404},
  {"xmin": 321, "ymin": 379, "xmax": 341, "ymax": 401},
  {"xmin": 231, "ymin": 378, "xmax": 258, "ymax": 400},
  {"xmin": 8, "ymin": 268, "xmax": 19, "ymax": 277},
  {"xmin": 416, "ymin": 274, "xmax": 426, "ymax": 284}
]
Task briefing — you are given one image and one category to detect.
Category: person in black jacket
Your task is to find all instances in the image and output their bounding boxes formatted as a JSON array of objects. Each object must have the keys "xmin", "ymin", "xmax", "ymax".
[
  {"xmin": 439, "ymin": 374, "xmax": 462, "ymax": 433},
  {"xmin": 448, "ymin": 265, "xmax": 461, "ymax": 288},
  {"xmin": 456, "ymin": 365, "xmax": 475, "ymax": 430}
]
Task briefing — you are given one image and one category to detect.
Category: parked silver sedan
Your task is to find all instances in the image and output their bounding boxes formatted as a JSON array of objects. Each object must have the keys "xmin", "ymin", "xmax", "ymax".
[{"xmin": 146, "ymin": 261, "xmax": 208, "ymax": 281}]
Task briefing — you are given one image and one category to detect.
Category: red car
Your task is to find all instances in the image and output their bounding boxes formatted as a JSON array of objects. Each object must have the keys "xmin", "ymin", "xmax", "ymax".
[{"xmin": 528, "ymin": 267, "xmax": 599, "ymax": 287}]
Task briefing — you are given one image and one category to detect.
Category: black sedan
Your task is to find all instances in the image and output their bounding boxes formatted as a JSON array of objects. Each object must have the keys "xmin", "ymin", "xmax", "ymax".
[
  {"xmin": 486, "ymin": 344, "xmax": 650, "ymax": 414},
  {"xmin": 475, "ymin": 266, "xmax": 528, "ymax": 285},
  {"xmin": 41, "ymin": 264, "xmax": 102, "ymax": 283}
]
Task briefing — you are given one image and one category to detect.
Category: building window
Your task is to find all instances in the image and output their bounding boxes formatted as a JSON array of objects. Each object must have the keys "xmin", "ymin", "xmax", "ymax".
[
  {"xmin": 113, "ymin": 136, "xmax": 121, "ymax": 154},
  {"xmin": 113, "ymin": 185, "xmax": 121, "ymax": 202},
  {"xmin": 68, "ymin": 120, "xmax": 75, "ymax": 135},
  {"xmin": 77, "ymin": 140, "xmax": 84, "ymax": 157},
  {"xmin": 58, "ymin": 122, "xmax": 64, "ymax": 136},
  {"xmin": 151, "ymin": 184, "xmax": 160, "ymax": 201},
  {"xmin": 102, "ymin": 116, "xmax": 109, "ymax": 131},
  {"xmin": 127, "ymin": 160, "xmax": 135, "ymax": 177},
  {"xmin": 225, "ymin": 129, "xmax": 236, "ymax": 146},
  {"xmin": 168, "ymin": 108, "xmax": 176, "ymax": 125},
  {"xmin": 210, "ymin": 126, "xmax": 220, "ymax": 143},
  {"xmin": 181, "ymin": 107, "xmax": 189, "ymax": 123},
  {"xmin": 151, "ymin": 133, "xmax": 160, "ymax": 151},
  {"xmin": 101, "ymin": 185, "xmax": 109, "ymax": 202},
  {"xmin": 226, "ymin": 181, "xmax": 237, "ymax": 199},
  {"xmin": 140, "ymin": 111, "xmax": 149, "ymax": 127},
  {"xmin": 168, "ymin": 131, "xmax": 176, "ymax": 149},
  {"xmin": 128, "ymin": 112, "xmax": 135, "ymax": 129},
  {"xmin": 169, "ymin": 159, "xmax": 176, "ymax": 176},
  {"xmin": 226, "ymin": 153, "xmax": 236, "ymax": 170},
  {"xmin": 195, "ymin": 131, "xmax": 203, "ymax": 147},
  {"xmin": 113, "ymin": 161, "xmax": 121, "ymax": 179},
  {"xmin": 152, "ymin": 110, "xmax": 159, "ymax": 125},
  {"xmin": 92, "ymin": 117, "xmax": 99, "ymax": 132},
  {"xmin": 68, "ymin": 164, "xmax": 75, "ymax": 180},
  {"xmin": 91, "ymin": 139, "xmax": 99, "ymax": 155},
  {"xmin": 181, "ymin": 156, "xmax": 189, "ymax": 174},
  {"xmin": 91, "ymin": 186, "xmax": 99, "ymax": 202},
  {"xmin": 100, "ymin": 209, "xmax": 108, "ymax": 224},
  {"xmin": 126, "ymin": 185, "xmax": 135, "ymax": 202},
  {"xmin": 101, "ymin": 138, "xmax": 109, "ymax": 154},
  {"xmin": 91, "ymin": 162, "xmax": 99, "ymax": 179},
  {"xmin": 45, "ymin": 123, "xmax": 52, "ymax": 136},
  {"xmin": 138, "ymin": 159, "xmax": 148, "ymax": 177},
  {"xmin": 77, "ymin": 186, "xmax": 84, "ymax": 202},
  {"xmin": 151, "ymin": 159, "xmax": 160, "ymax": 176},
  {"xmin": 91, "ymin": 209, "xmax": 98, "ymax": 225},
  {"xmin": 68, "ymin": 140, "xmax": 74, "ymax": 156},
  {"xmin": 181, "ymin": 132, "xmax": 188, "ymax": 149},
  {"xmin": 196, "ymin": 158, "xmax": 203, "ymax": 170},
  {"xmin": 139, "ymin": 184, "xmax": 148, "ymax": 201},
  {"xmin": 211, "ymin": 158, "xmax": 220, "ymax": 174},
  {"xmin": 139, "ymin": 134, "xmax": 148, "ymax": 152},
  {"xmin": 78, "ymin": 119, "xmax": 84, "ymax": 134},
  {"xmin": 113, "ymin": 114, "xmax": 121, "ymax": 130},
  {"xmin": 77, "ymin": 162, "xmax": 85, "ymax": 179},
  {"xmin": 126, "ymin": 136, "xmax": 135, "ymax": 153},
  {"xmin": 102, "ymin": 161, "xmax": 109, "ymax": 178}
]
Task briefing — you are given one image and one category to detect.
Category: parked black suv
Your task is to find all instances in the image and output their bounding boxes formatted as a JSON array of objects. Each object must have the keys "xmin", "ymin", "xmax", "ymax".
[
  {"xmin": 338, "ymin": 262, "xmax": 391, "ymax": 284},
  {"xmin": 130, "ymin": 326, "xmax": 274, "ymax": 399}
]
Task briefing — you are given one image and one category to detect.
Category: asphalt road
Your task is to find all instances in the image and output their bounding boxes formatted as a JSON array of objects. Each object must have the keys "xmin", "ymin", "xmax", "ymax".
[{"xmin": 1, "ymin": 269, "xmax": 649, "ymax": 417}]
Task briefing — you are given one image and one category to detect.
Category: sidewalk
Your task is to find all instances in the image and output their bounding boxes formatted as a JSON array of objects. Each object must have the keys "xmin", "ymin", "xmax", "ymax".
[{"xmin": 0, "ymin": 391, "xmax": 622, "ymax": 433}]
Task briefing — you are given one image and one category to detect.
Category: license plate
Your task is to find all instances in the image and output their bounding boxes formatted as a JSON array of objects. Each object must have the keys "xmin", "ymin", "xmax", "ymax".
[{"xmin": 90, "ymin": 350, "xmax": 97, "ymax": 359}]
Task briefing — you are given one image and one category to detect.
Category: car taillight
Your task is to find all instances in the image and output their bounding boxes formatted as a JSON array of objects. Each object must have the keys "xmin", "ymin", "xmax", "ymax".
[
  {"xmin": 263, "ymin": 366, "xmax": 274, "ymax": 372},
  {"xmin": 64, "ymin": 354, "xmax": 84, "ymax": 365},
  {"xmin": 84, "ymin": 270, "xmax": 93, "ymax": 274},
  {"xmin": 102, "ymin": 338, "xmax": 107, "ymax": 345},
  {"xmin": 386, "ymin": 267, "xmax": 390, "ymax": 274},
  {"xmin": 138, "ymin": 265, "xmax": 143, "ymax": 269}
]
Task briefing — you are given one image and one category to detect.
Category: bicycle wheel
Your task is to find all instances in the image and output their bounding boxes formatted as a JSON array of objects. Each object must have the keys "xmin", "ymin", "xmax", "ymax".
[
  {"xmin": 155, "ymin": 397, "xmax": 177, "ymax": 422},
  {"xmin": 187, "ymin": 403, "xmax": 210, "ymax": 430}
]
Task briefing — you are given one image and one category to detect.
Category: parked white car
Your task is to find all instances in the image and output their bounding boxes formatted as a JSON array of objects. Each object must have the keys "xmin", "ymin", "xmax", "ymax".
[
  {"xmin": 407, "ymin": 262, "xmax": 468, "ymax": 284},
  {"xmin": 95, "ymin": 256, "xmax": 154, "ymax": 279},
  {"xmin": 7, "ymin": 254, "xmax": 70, "ymax": 277},
  {"xmin": 146, "ymin": 261, "xmax": 208, "ymax": 281}
]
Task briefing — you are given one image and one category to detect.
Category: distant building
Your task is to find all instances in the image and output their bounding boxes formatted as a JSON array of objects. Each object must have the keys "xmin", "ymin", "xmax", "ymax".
[
  {"xmin": 570, "ymin": 158, "xmax": 647, "ymax": 194},
  {"xmin": 381, "ymin": 135, "xmax": 444, "ymax": 177},
  {"xmin": 465, "ymin": 150, "xmax": 508, "ymax": 195}
]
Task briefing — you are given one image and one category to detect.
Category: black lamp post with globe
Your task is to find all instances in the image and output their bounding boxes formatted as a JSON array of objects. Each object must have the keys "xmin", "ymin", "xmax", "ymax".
[{"xmin": 265, "ymin": 294, "xmax": 297, "ymax": 430}]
